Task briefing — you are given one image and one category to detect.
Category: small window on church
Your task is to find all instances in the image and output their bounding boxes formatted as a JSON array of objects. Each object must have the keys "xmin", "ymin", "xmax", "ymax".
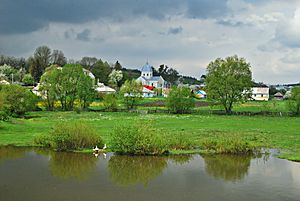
[
  {"xmin": 152, "ymin": 83, "xmax": 154, "ymax": 86},
  {"xmin": 147, "ymin": 73, "xmax": 148, "ymax": 76}
]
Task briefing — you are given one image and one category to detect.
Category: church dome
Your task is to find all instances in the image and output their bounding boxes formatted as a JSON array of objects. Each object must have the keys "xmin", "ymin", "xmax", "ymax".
[{"xmin": 141, "ymin": 62, "xmax": 152, "ymax": 72}]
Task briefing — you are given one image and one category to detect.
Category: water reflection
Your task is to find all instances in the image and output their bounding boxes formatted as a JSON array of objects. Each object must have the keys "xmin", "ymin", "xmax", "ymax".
[
  {"xmin": 49, "ymin": 152, "xmax": 98, "ymax": 180},
  {"xmin": 108, "ymin": 155, "xmax": 167, "ymax": 186},
  {"xmin": 168, "ymin": 154, "xmax": 193, "ymax": 165},
  {"xmin": 202, "ymin": 154, "xmax": 253, "ymax": 182},
  {"xmin": 0, "ymin": 146, "xmax": 30, "ymax": 163}
]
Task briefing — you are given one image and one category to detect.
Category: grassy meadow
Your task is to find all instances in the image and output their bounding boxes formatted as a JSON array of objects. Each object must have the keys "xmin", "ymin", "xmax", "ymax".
[{"xmin": 0, "ymin": 109, "xmax": 299, "ymax": 161}]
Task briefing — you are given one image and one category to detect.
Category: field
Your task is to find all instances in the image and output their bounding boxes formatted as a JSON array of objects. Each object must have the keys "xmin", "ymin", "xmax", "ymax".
[{"xmin": 0, "ymin": 111, "xmax": 299, "ymax": 161}]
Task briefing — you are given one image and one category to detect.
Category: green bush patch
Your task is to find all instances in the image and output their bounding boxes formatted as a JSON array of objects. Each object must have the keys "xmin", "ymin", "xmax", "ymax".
[{"xmin": 34, "ymin": 121, "xmax": 103, "ymax": 151}]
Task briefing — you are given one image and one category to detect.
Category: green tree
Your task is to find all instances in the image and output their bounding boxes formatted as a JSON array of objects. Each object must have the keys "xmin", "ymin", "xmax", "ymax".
[
  {"xmin": 0, "ymin": 84, "xmax": 38, "ymax": 117},
  {"xmin": 286, "ymin": 86, "xmax": 300, "ymax": 115},
  {"xmin": 77, "ymin": 73, "xmax": 95, "ymax": 109},
  {"xmin": 39, "ymin": 64, "xmax": 95, "ymax": 111},
  {"xmin": 166, "ymin": 87, "xmax": 194, "ymax": 114},
  {"xmin": 114, "ymin": 61, "xmax": 122, "ymax": 70},
  {"xmin": 29, "ymin": 46, "xmax": 51, "ymax": 82},
  {"xmin": 120, "ymin": 80, "xmax": 143, "ymax": 109},
  {"xmin": 39, "ymin": 66, "xmax": 61, "ymax": 110},
  {"xmin": 22, "ymin": 74, "xmax": 35, "ymax": 85},
  {"xmin": 91, "ymin": 59, "xmax": 112, "ymax": 85},
  {"xmin": 158, "ymin": 64, "xmax": 179, "ymax": 86},
  {"xmin": 0, "ymin": 64, "xmax": 18, "ymax": 82},
  {"xmin": 206, "ymin": 55, "xmax": 252, "ymax": 114},
  {"xmin": 108, "ymin": 69, "xmax": 123, "ymax": 89}
]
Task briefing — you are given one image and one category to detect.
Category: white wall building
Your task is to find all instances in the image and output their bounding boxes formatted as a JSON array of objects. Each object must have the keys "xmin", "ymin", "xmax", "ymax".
[
  {"xmin": 136, "ymin": 62, "xmax": 165, "ymax": 88},
  {"xmin": 251, "ymin": 87, "xmax": 269, "ymax": 101}
]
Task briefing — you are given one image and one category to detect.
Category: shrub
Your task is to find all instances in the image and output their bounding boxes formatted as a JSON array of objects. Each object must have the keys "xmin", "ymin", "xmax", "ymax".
[
  {"xmin": 200, "ymin": 134, "xmax": 259, "ymax": 154},
  {"xmin": 166, "ymin": 87, "xmax": 194, "ymax": 114},
  {"xmin": 286, "ymin": 86, "xmax": 300, "ymax": 115},
  {"xmin": 166, "ymin": 133, "xmax": 196, "ymax": 150},
  {"xmin": 34, "ymin": 121, "xmax": 104, "ymax": 151},
  {"xmin": 110, "ymin": 123, "xmax": 167, "ymax": 155},
  {"xmin": 103, "ymin": 93, "xmax": 118, "ymax": 111}
]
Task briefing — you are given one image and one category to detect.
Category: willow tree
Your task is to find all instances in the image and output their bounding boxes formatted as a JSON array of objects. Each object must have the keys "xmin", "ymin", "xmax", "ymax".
[{"xmin": 206, "ymin": 55, "xmax": 252, "ymax": 114}]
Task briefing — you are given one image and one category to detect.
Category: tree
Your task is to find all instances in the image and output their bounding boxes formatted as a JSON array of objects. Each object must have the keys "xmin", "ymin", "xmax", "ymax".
[
  {"xmin": 206, "ymin": 55, "xmax": 252, "ymax": 114},
  {"xmin": 77, "ymin": 73, "xmax": 95, "ymax": 109},
  {"xmin": 22, "ymin": 74, "xmax": 35, "ymax": 86},
  {"xmin": 80, "ymin": 57, "xmax": 97, "ymax": 70},
  {"xmin": 166, "ymin": 87, "xmax": 194, "ymax": 114},
  {"xmin": 120, "ymin": 80, "xmax": 143, "ymax": 110},
  {"xmin": 91, "ymin": 59, "xmax": 112, "ymax": 85},
  {"xmin": 29, "ymin": 46, "xmax": 51, "ymax": 82},
  {"xmin": 39, "ymin": 64, "xmax": 95, "ymax": 111},
  {"xmin": 0, "ymin": 84, "xmax": 38, "ymax": 117},
  {"xmin": 286, "ymin": 86, "xmax": 300, "ymax": 115},
  {"xmin": 51, "ymin": 50, "xmax": 66, "ymax": 66},
  {"xmin": 108, "ymin": 70, "xmax": 123, "ymax": 89},
  {"xmin": 39, "ymin": 66, "xmax": 61, "ymax": 111},
  {"xmin": 158, "ymin": 64, "xmax": 179, "ymax": 86},
  {"xmin": 114, "ymin": 61, "xmax": 122, "ymax": 70},
  {"xmin": 0, "ymin": 64, "xmax": 18, "ymax": 82}
]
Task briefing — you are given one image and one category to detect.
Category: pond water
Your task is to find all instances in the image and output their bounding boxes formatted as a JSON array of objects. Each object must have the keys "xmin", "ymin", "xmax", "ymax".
[{"xmin": 0, "ymin": 147, "xmax": 300, "ymax": 201}]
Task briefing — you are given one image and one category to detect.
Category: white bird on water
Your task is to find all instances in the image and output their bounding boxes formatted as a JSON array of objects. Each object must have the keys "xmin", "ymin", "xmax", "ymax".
[
  {"xmin": 93, "ymin": 144, "xmax": 106, "ymax": 152},
  {"xmin": 93, "ymin": 145, "xmax": 100, "ymax": 152}
]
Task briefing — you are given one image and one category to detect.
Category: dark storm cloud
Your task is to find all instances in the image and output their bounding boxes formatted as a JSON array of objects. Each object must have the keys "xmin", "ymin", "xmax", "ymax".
[
  {"xmin": 0, "ymin": 0, "xmax": 229, "ymax": 35},
  {"xmin": 76, "ymin": 29, "xmax": 91, "ymax": 41}
]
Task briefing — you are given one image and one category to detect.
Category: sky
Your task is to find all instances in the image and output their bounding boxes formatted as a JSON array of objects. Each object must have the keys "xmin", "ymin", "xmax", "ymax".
[{"xmin": 1, "ymin": 0, "xmax": 300, "ymax": 84}]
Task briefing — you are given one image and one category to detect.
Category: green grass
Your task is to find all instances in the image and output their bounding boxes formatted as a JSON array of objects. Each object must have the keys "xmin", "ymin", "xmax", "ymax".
[{"xmin": 0, "ymin": 111, "xmax": 299, "ymax": 161}]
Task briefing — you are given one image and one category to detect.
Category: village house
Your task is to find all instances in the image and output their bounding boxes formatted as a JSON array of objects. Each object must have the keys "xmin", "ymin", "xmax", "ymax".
[{"xmin": 251, "ymin": 87, "xmax": 269, "ymax": 101}]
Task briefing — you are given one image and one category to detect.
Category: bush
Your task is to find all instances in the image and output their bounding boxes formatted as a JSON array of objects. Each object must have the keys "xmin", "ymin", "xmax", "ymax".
[
  {"xmin": 166, "ymin": 133, "xmax": 196, "ymax": 150},
  {"xmin": 200, "ymin": 134, "xmax": 259, "ymax": 154},
  {"xmin": 34, "ymin": 121, "xmax": 104, "ymax": 151},
  {"xmin": 166, "ymin": 87, "xmax": 194, "ymax": 114},
  {"xmin": 0, "ymin": 84, "xmax": 38, "ymax": 117},
  {"xmin": 110, "ymin": 123, "xmax": 167, "ymax": 155},
  {"xmin": 286, "ymin": 86, "xmax": 300, "ymax": 115},
  {"xmin": 103, "ymin": 93, "xmax": 118, "ymax": 111}
]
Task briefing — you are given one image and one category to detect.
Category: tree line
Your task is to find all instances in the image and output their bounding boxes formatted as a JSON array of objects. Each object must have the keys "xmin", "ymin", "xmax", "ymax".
[{"xmin": 0, "ymin": 45, "xmax": 185, "ymax": 87}]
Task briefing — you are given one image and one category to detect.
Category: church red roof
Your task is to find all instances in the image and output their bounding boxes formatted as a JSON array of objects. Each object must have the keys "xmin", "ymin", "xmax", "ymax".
[{"xmin": 143, "ymin": 85, "xmax": 155, "ymax": 90}]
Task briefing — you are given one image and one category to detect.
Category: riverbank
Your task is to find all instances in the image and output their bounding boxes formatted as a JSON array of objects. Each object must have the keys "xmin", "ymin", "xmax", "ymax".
[{"xmin": 0, "ymin": 111, "xmax": 299, "ymax": 161}]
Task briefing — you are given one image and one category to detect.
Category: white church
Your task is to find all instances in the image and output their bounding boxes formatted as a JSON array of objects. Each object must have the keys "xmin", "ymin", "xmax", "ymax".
[
  {"xmin": 136, "ymin": 62, "xmax": 165, "ymax": 88},
  {"xmin": 136, "ymin": 62, "xmax": 165, "ymax": 97}
]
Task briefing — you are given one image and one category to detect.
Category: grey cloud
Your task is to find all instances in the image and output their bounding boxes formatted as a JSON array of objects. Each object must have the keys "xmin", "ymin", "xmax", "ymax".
[
  {"xmin": 0, "ymin": 0, "xmax": 230, "ymax": 35},
  {"xmin": 281, "ymin": 54, "xmax": 300, "ymax": 64},
  {"xmin": 185, "ymin": 0, "xmax": 228, "ymax": 19},
  {"xmin": 76, "ymin": 29, "xmax": 91, "ymax": 41},
  {"xmin": 168, "ymin": 26, "xmax": 183, "ymax": 35},
  {"xmin": 217, "ymin": 19, "xmax": 245, "ymax": 27}
]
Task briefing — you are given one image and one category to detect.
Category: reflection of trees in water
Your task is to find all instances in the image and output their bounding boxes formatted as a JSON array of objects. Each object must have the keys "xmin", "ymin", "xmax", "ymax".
[
  {"xmin": 49, "ymin": 152, "xmax": 98, "ymax": 180},
  {"xmin": 108, "ymin": 155, "xmax": 167, "ymax": 186},
  {"xmin": 202, "ymin": 154, "xmax": 254, "ymax": 182},
  {"xmin": 168, "ymin": 154, "xmax": 193, "ymax": 165},
  {"xmin": 0, "ymin": 146, "xmax": 30, "ymax": 163}
]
